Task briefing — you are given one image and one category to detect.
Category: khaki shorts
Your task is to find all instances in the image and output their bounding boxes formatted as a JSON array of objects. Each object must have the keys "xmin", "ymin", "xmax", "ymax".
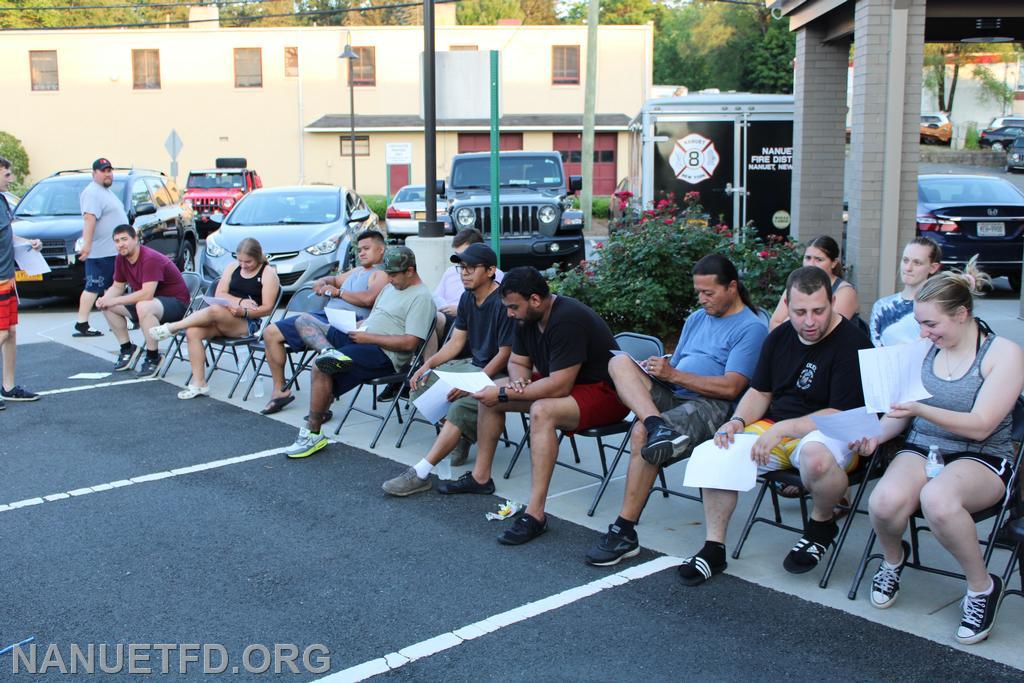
[{"xmin": 410, "ymin": 357, "xmax": 500, "ymax": 444}]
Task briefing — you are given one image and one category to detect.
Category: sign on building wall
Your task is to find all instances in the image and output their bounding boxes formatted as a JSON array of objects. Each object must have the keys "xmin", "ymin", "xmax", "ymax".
[{"xmin": 386, "ymin": 143, "xmax": 413, "ymax": 165}]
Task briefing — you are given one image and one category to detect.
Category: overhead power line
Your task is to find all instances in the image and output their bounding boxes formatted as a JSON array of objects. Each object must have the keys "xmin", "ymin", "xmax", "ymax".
[{"xmin": 0, "ymin": 0, "xmax": 280, "ymax": 12}]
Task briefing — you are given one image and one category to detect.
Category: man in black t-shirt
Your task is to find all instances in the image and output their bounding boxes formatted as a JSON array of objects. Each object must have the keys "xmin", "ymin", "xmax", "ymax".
[
  {"xmin": 677, "ymin": 266, "xmax": 873, "ymax": 587},
  {"xmin": 381, "ymin": 244, "xmax": 515, "ymax": 496},
  {"xmin": 444, "ymin": 266, "xmax": 629, "ymax": 546}
]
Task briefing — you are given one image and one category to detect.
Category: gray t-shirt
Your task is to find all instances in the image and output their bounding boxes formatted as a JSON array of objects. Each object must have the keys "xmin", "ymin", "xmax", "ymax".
[
  {"xmin": 364, "ymin": 282, "xmax": 436, "ymax": 371},
  {"xmin": 0, "ymin": 194, "xmax": 15, "ymax": 280},
  {"xmin": 79, "ymin": 181, "xmax": 128, "ymax": 260}
]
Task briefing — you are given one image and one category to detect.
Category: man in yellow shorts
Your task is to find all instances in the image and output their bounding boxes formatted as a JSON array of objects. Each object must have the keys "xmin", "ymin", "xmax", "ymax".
[{"xmin": 678, "ymin": 266, "xmax": 872, "ymax": 586}]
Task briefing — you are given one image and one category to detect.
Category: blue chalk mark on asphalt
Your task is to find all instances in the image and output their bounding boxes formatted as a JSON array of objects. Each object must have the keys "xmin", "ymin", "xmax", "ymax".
[{"xmin": 0, "ymin": 637, "xmax": 35, "ymax": 657}]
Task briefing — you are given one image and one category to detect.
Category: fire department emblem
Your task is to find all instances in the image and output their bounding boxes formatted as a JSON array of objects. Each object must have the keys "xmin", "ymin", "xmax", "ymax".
[{"xmin": 669, "ymin": 133, "xmax": 720, "ymax": 185}]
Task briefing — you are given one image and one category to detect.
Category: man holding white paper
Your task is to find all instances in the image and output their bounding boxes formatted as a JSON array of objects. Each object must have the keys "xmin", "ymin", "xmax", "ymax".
[
  {"xmin": 260, "ymin": 229, "xmax": 387, "ymax": 415},
  {"xmin": 677, "ymin": 266, "xmax": 872, "ymax": 586},
  {"xmin": 382, "ymin": 243, "xmax": 514, "ymax": 496},
  {"xmin": 0, "ymin": 156, "xmax": 42, "ymax": 407},
  {"xmin": 585, "ymin": 254, "xmax": 767, "ymax": 567}
]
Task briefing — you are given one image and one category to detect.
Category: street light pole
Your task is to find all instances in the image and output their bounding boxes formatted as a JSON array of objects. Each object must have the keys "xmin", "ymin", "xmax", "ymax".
[
  {"xmin": 339, "ymin": 33, "xmax": 359, "ymax": 191},
  {"xmin": 419, "ymin": 0, "xmax": 444, "ymax": 237}
]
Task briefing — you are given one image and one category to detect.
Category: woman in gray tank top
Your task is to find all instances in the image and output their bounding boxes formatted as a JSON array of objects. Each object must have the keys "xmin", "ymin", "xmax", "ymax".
[{"xmin": 851, "ymin": 258, "xmax": 1024, "ymax": 645}]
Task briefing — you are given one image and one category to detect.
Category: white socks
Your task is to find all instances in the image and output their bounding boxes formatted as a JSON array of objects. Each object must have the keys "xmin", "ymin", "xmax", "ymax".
[
  {"xmin": 413, "ymin": 459, "xmax": 434, "ymax": 479},
  {"xmin": 967, "ymin": 579, "xmax": 994, "ymax": 598}
]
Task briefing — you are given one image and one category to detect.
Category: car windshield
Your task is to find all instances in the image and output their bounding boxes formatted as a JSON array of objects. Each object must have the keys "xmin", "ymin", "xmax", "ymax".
[
  {"xmin": 14, "ymin": 178, "xmax": 126, "ymax": 217},
  {"xmin": 394, "ymin": 186, "xmax": 427, "ymax": 203},
  {"xmin": 451, "ymin": 157, "xmax": 563, "ymax": 189},
  {"xmin": 226, "ymin": 191, "xmax": 340, "ymax": 225},
  {"xmin": 919, "ymin": 177, "xmax": 1024, "ymax": 204},
  {"xmin": 187, "ymin": 172, "xmax": 245, "ymax": 189},
  {"xmin": 1012, "ymin": 137, "xmax": 1024, "ymax": 149}
]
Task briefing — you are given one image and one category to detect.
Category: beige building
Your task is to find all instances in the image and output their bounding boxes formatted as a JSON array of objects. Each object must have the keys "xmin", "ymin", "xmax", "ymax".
[{"xmin": 0, "ymin": 8, "xmax": 652, "ymax": 197}]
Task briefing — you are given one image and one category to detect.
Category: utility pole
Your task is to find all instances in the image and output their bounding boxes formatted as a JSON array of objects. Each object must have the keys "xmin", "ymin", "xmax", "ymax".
[{"xmin": 580, "ymin": 0, "xmax": 599, "ymax": 233}]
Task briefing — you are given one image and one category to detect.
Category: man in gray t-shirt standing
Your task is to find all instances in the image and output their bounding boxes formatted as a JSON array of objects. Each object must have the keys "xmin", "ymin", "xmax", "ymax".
[
  {"xmin": 75, "ymin": 157, "xmax": 128, "ymax": 337},
  {"xmin": 0, "ymin": 155, "xmax": 43, "ymax": 408}
]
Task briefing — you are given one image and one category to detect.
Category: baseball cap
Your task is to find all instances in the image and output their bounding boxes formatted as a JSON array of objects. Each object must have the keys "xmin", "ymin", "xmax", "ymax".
[
  {"xmin": 381, "ymin": 245, "xmax": 417, "ymax": 273},
  {"xmin": 92, "ymin": 158, "xmax": 113, "ymax": 171},
  {"xmin": 451, "ymin": 243, "xmax": 497, "ymax": 268}
]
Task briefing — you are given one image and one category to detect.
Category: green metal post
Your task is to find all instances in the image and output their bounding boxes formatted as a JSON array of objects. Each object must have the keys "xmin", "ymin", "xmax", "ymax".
[{"xmin": 489, "ymin": 50, "xmax": 501, "ymax": 268}]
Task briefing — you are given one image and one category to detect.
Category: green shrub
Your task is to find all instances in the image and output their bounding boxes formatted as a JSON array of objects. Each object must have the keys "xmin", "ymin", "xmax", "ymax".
[
  {"xmin": 551, "ymin": 194, "xmax": 802, "ymax": 340},
  {"xmin": 0, "ymin": 131, "xmax": 30, "ymax": 195},
  {"xmin": 569, "ymin": 195, "xmax": 610, "ymax": 219},
  {"xmin": 964, "ymin": 123, "xmax": 980, "ymax": 150},
  {"xmin": 364, "ymin": 194, "xmax": 388, "ymax": 220}
]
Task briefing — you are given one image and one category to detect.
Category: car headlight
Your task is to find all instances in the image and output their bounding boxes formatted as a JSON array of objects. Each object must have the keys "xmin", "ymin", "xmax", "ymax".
[
  {"xmin": 455, "ymin": 207, "xmax": 476, "ymax": 227},
  {"xmin": 1014, "ymin": 154, "xmax": 1022, "ymax": 161},
  {"xmin": 222, "ymin": 198, "xmax": 235, "ymax": 209},
  {"xmin": 538, "ymin": 206, "xmax": 557, "ymax": 225},
  {"xmin": 205, "ymin": 234, "xmax": 225, "ymax": 258},
  {"xmin": 306, "ymin": 235, "xmax": 341, "ymax": 256}
]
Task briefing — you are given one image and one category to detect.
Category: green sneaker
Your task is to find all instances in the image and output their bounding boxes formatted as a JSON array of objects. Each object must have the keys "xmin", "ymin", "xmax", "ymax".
[
  {"xmin": 315, "ymin": 349, "xmax": 353, "ymax": 375},
  {"xmin": 284, "ymin": 428, "xmax": 329, "ymax": 459}
]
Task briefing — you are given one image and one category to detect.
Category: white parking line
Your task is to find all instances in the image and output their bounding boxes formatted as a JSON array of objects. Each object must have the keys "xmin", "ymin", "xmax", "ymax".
[
  {"xmin": 36, "ymin": 377, "xmax": 158, "ymax": 395},
  {"xmin": 0, "ymin": 446, "xmax": 288, "ymax": 514},
  {"xmin": 545, "ymin": 475, "xmax": 627, "ymax": 501},
  {"xmin": 312, "ymin": 555, "xmax": 682, "ymax": 683}
]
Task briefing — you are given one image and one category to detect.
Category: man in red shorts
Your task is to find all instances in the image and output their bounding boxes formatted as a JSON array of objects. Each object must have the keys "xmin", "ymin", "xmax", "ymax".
[
  {"xmin": 0, "ymin": 155, "xmax": 43, "ymax": 409},
  {"xmin": 446, "ymin": 266, "xmax": 628, "ymax": 545}
]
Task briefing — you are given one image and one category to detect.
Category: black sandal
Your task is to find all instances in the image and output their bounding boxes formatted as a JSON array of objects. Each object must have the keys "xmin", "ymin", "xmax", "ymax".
[
  {"xmin": 72, "ymin": 328, "xmax": 103, "ymax": 337},
  {"xmin": 260, "ymin": 394, "xmax": 295, "ymax": 415}
]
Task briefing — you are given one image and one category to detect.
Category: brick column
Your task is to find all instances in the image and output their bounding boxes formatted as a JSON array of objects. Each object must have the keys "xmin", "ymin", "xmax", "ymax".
[
  {"xmin": 847, "ymin": 0, "xmax": 926, "ymax": 315},
  {"xmin": 791, "ymin": 24, "xmax": 849, "ymax": 245}
]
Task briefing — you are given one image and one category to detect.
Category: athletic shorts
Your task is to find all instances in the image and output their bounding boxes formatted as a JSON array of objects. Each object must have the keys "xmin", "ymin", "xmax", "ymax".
[
  {"xmin": 900, "ymin": 443, "xmax": 1014, "ymax": 489},
  {"xmin": 275, "ymin": 312, "xmax": 348, "ymax": 351},
  {"xmin": 84, "ymin": 256, "xmax": 116, "ymax": 294},
  {"xmin": 743, "ymin": 419, "xmax": 859, "ymax": 474},
  {"xmin": 648, "ymin": 382, "xmax": 733, "ymax": 465},
  {"xmin": 569, "ymin": 380, "xmax": 630, "ymax": 432},
  {"xmin": 126, "ymin": 296, "xmax": 187, "ymax": 325},
  {"xmin": 0, "ymin": 280, "xmax": 17, "ymax": 331}
]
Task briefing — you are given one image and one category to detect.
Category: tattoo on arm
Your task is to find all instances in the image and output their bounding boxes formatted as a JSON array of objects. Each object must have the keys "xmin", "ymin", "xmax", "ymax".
[{"xmin": 295, "ymin": 315, "xmax": 331, "ymax": 351}]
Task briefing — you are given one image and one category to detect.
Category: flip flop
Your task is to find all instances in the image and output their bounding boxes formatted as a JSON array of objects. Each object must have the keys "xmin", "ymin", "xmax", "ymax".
[
  {"xmin": 260, "ymin": 394, "xmax": 295, "ymax": 415},
  {"xmin": 72, "ymin": 328, "xmax": 103, "ymax": 337}
]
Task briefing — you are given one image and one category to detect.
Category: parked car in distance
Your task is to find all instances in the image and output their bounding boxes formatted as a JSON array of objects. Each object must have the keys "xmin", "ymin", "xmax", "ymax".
[
  {"xmin": 201, "ymin": 185, "xmax": 380, "ymax": 292},
  {"xmin": 978, "ymin": 126, "xmax": 1023, "ymax": 151},
  {"xmin": 12, "ymin": 168, "xmax": 198, "ymax": 298},
  {"xmin": 183, "ymin": 157, "xmax": 262, "ymax": 237},
  {"xmin": 385, "ymin": 184, "xmax": 449, "ymax": 239},
  {"xmin": 920, "ymin": 113, "xmax": 951, "ymax": 144},
  {"xmin": 986, "ymin": 116, "xmax": 1024, "ymax": 131},
  {"xmin": 1005, "ymin": 135, "xmax": 1024, "ymax": 173},
  {"xmin": 441, "ymin": 151, "xmax": 584, "ymax": 271},
  {"xmin": 2, "ymin": 191, "xmax": 19, "ymax": 207},
  {"xmin": 917, "ymin": 174, "xmax": 1024, "ymax": 291}
]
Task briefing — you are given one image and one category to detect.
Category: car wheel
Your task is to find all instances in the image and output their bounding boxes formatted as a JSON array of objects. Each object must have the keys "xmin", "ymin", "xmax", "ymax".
[
  {"xmin": 179, "ymin": 240, "xmax": 197, "ymax": 273},
  {"xmin": 993, "ymin": 142, "xmax": 1005, "ymax": 152}
]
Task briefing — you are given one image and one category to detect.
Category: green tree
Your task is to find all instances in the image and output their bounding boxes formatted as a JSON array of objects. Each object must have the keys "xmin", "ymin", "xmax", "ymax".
[
  {"xmin": 0, "ymin": 132, "xmax": 31, "ymax": 195},
  {"xmin": 457, "ymin": 0, "xmax": 523, "ymax": 25},
  {"xmin": 743, "ymin": 13, "xmax": 794, "ymax": 93},
  {"xmin": 520, "ymin": 0, "xmax": 557, "ymax": 24}
]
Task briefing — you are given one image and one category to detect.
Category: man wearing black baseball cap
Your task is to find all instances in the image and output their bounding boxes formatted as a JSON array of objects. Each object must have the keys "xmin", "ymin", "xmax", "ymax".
[{"xmin": 75, "ymin": 156, "xmax": 127, "ymax": 337}]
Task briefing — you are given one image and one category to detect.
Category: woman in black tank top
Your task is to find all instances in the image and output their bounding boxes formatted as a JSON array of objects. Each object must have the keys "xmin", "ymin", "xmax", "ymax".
[
  {"xmin": 850, "ymin": 259, "xmax": 1024, "ymax": 644},
  {"xmin": 148, "ymin": 237, "xmax": 281, "ymax": 399},
  {"xmin": 768, "ymin": 235, "xmax": 859, "ymax": 331}
]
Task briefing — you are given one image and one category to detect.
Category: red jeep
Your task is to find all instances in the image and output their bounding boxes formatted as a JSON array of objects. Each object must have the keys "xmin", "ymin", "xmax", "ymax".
[{"xmin": 183, "ymin": 157, "xmax": 262, "ymax": 237}]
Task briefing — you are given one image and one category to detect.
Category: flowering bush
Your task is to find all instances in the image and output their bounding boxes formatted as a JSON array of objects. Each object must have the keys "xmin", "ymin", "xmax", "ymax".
[{"xmin": 552, "ymin": 193, "xmax": 802, "ymax": 340}]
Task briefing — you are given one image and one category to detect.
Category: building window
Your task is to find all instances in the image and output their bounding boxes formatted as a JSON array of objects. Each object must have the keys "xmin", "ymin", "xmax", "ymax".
[
  {"xmin": 450, "ymin": 45, "xmax": 478, "ymax": 51},
  {"xmin": 132, "ymin": 49, "xmax": 161, "ymax": 90},
  {"xmin": 552, "ymin": 45, "xmax": 580, "ymax": 85},
  {"xmin": 29, "ymin": 50, "xmax": 59, "ymax": 91},
  {"xmin": 350, "ymin": 46, "xmax": 375, "ymax": 87},
  {"xmin": 339, "ymin": 135, "xmax": 370, "ymax": 156},
  {"xmin": 234, "ymin": 48, "xmax": 262, "ymax": 88},
  {"xmin": 284, "ymin": 46, "xmax": 298, "ymax": 77}
]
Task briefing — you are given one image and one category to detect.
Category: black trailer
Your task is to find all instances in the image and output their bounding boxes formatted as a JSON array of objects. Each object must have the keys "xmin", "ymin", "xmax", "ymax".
[{"xmin": 623, "ymin": 94, "xmax": 795, "ymax": 238}]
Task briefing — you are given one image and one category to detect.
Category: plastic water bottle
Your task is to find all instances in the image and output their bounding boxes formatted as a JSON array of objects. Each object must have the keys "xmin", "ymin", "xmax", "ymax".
[
  {"xmin": 437, "ymin": 457, "xmax": 452, "ymax": 481},
  {"xmin": 925, "ymin": 445, "xmax": 944, "ymax": 478},
  {"xmin": 254, "ymin": 377, "xmax": 265, "ymax": 399}
]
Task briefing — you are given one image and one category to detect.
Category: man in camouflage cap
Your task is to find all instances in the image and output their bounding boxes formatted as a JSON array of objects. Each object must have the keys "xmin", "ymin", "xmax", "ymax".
[{"xmin": 283, "ymin": 245, "xmax": 437, "ymax": 458}]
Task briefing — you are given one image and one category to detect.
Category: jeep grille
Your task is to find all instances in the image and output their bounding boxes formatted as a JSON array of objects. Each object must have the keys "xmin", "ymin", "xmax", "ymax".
[
  {"xmin": 41, "ymin": 239, "xmax": 68, "ymax": 265},
  {"xmin": 470, "ymin": 205, "xmax": 546, "ymax": 237}
]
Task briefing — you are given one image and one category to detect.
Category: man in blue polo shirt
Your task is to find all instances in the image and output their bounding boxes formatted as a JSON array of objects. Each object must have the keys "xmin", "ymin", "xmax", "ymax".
[{"xmin": 584, "ymin": 253, "xmax": 767, "ymax": 567}]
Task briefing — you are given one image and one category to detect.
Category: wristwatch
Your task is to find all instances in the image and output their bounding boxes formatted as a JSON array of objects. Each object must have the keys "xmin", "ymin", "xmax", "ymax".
[{"xmin": 498, "ymin": 387, "xmax": 508, "ymax": 403}]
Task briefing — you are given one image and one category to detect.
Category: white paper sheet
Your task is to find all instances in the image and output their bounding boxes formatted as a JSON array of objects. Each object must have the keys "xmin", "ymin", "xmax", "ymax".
[
  {"xmin": 413, "ymin": 379, "xmax": 452, "ymax": 424},
  {"xmin": 68, "ymin": 372, "xmax": 112, "ymax": 380},
  {"xmin": 13, "ymin": 244, "xmax": 50, "ymax": 276},
  {"xmin": 433, "ymin": 370, "xmax": 495, "ymax": 393},
  {"xmin": 202, "ymin": 296, "xmax": 233, "ymax": 307},
  {"xmin": 682, "ymin": 434, "xmax": 759, "ymax": 492},
  {"xmin": 811, "ymin": 407, "xmax": 882, "ymax": 443},
  {"xmin": 858, "ymin": 339, "xmax": 933, "ymax": 413},
  {"xmin": 324, "ymin": 307, "xmax": 358, "ymax": 333}
]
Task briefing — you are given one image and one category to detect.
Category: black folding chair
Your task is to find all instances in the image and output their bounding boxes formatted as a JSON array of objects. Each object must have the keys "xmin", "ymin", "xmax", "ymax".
[
  {"xmin": 241, "ymin": 286, "xmax": 329, "ymax": 400},
  {"xmin": 157, "ymin": 271, "xmax": 204, "ymax": 377},
  {"xmin": 1000, "ymin": 517, "xmax": 1024, "ymax": 602},
  {"xmin": 848, "ymin": 399, "xmax": 1024, "ymax": 599},
  {"xmin": 332, "ymin": 318, "xmax": 437, "ymax": 449}
]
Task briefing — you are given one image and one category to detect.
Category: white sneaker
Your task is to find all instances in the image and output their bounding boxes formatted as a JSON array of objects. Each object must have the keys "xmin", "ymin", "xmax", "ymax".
[
  {"xmin": 177, "ymin": 384, "xmax": 210, "ymax": 400},
  {"xmin": 284, "ymin": 428, "xmax": 329, "ymax": 459},
  {"xmin": 150, "ymin": 324, "xmax": 173, "ymax": 341}
]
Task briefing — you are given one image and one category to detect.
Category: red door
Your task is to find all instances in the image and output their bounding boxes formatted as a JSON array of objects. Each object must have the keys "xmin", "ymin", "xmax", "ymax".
[
  {"xmin": 388, "ymin": 164, "xmax": 410, "ymax": 197},
  {"xmin": 553, "ymin": 132, "xmax": 617, "ymax": 194},
  {"xmin": 457, "ymin": 133, "xmax": 524, "ymax": 153}
]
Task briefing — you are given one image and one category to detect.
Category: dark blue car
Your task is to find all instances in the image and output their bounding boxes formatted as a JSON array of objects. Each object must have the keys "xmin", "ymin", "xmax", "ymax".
[{"xmin": 917, "ymin": 174, "xmax": 1024, "ymax": 291}]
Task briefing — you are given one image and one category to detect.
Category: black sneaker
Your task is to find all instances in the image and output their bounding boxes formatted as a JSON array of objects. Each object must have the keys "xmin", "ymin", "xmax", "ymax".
[
  {"xmin": 1, "ymin": 385, "xmax": 39, "ymax": 402},
  {"xmin": 377, "ymin": 382, "xmax": 408, "ymax": 402},
  {"xmin": 113, "ymin": 344, "xmax": 141, "ymax": 372},
  {"xmin": 585, "ymin": 524, "xmax": 640, "ymax": 566},
  {"xmin": 436, "ymin": 471, "xmax": 495, "ymax": 495},
  {"xmin": 498, "ymin": 512, "xmax": 548, "ymax": 545},
  {"xmin": 677, "ymin": 547, "xmax": 728, "ymax": 586},
  {"xmin": 956, "ymin": 574, "xmax": 1004, "ymax": 644},
  {"xmin": 640, "ymin": 424, "xmax": 690, "ymax": 466},
  {"xmin": 783, "ymin": 518, "xmax": 838, "ymax": 574},
  {"xmin": 136, "ymin": 354, "xmax": 163, "ymax": 379},
  {"xmin": 870, "ymin": 540, "xmax": 910, "ymax": 609}
]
